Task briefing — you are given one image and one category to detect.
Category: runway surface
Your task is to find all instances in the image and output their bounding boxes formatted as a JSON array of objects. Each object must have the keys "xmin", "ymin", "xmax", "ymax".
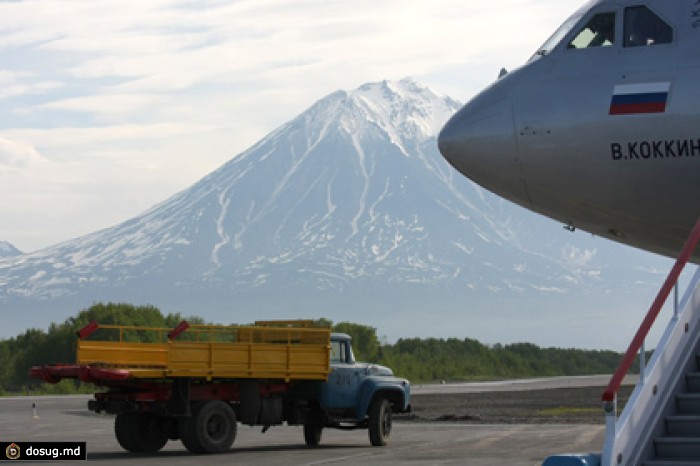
[
  {"xmin": 0, "ymin": 379, "xmax": 610, "ymax": 465},
  {"xmin": 412, "ymin": 374, "xmax": 638, "ymax": 395}
]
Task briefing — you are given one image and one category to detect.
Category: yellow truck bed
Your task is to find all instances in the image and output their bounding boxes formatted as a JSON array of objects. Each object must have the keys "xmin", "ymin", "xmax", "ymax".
[{"xmin": 76, "ymin": 321, "xmax": 331, "ymax": 381}]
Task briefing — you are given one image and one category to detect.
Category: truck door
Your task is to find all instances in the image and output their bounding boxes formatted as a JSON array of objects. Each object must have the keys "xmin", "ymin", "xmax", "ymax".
[{"xmin": 322, "ymin": 339, "xmax": 361, "ymax": 409}]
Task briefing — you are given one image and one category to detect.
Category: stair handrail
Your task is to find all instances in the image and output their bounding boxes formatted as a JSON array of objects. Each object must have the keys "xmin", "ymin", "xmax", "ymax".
[{"xmin": 602, "ymin": 218, "xmax": 700, "ymax": 403}]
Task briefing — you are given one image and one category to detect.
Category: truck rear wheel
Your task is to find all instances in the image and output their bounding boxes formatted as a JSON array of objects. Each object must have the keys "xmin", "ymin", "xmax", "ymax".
[
  {"xmin": 368, "ymin": 397, "xmax": 391, "ymax": 446},
  {"xmin": 115, "ymin": 412, "xmax": 169, "ymax": 453},
  {"xmin": 303, "ymin": 420, "xmax": 323, "ymax": 446},
  {"xmin": 179, "ymin": 401, "xmax": 236, "ymax": 454}
]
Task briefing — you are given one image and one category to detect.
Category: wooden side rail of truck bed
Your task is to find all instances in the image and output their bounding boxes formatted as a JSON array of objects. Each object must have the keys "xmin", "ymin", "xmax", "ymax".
[{"xmin": 34, "ymin": 320, "xmax": 332, "ymax": 383}]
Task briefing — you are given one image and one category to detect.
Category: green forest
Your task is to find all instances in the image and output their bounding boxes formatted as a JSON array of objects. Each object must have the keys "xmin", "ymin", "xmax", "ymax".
[{"xmin": 0, "ymin": 303, "xmax": 633, "ymax": 395}]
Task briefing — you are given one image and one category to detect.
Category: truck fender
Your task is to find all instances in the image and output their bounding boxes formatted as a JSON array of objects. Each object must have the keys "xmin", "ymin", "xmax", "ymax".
[{"xmin": 356, "ymin": 379, "xmax": 407, "ymax": 419}]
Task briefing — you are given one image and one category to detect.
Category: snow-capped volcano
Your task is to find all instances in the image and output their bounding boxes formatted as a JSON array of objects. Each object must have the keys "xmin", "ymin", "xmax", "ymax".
[{"xmin": 0, "ymin": 79, "xmax": 673, "ymax": 348}]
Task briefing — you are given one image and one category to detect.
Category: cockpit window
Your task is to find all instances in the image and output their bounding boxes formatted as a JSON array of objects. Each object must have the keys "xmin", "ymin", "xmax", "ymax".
[
  {"xmin": 531, "ymin": 1, "xmax": 592, "ymax": 59},
  {"xmin": 568, "ymin": 12, "xmax": 616, "ymax": 49},
  {"xmin": 624, "ymin": 6, "xmax": 673, "ymax": 47}
]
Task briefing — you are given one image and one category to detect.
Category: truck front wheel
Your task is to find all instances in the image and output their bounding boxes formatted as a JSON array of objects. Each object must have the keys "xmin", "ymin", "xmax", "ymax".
[
  {"xmin": 115, "ymin": 412, "xmax": 169, "ymax": 453},
  {"xmin": 303, "ymin": 420, "xmax": 323, "ymax": 447},
  {"xmin": 368, "ymin": 397, "xmax": 391, "ymax": 446},
  {"xmin": 179, "ymin": 401, "xmax": 237, "ymax": 454}
]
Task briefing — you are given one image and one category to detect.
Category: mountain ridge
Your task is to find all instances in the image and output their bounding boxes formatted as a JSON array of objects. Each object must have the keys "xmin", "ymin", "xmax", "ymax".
[{"xmin": 0, "ymin": 241, "xmax": 21, "ymax": 258}]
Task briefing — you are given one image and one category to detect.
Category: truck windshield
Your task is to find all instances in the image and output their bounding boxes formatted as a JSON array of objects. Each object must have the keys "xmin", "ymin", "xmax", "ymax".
[{"xmin": 530, "ymin": 0, "xmax": 596, "ymax": 60}]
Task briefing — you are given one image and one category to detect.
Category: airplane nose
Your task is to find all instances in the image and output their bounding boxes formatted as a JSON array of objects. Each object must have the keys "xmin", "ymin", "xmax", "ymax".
[{"xmin": 438, "ymin": 98, "xmax": 531, "ymax": 209}]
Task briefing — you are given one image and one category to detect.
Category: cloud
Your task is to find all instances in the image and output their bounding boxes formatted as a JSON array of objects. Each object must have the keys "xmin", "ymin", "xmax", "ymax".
[
  {"xmin": 1, "ymin": 0, "xmax": 576, "ymax": 103},
  {"xmin": 562, "ymin": 245, "xmax": 597, "ymax": 268},
  {"xmin": 39, "ymin": 94, "xmax": 168, "ymax": 119},
  {"xmin": 0, "ymin": 70, "xmax": 62, "ymax": 100},
  {"xmin": 0, "ymin": 70, "xmax": 30, "ymax": 84},
  {"xmin": 0, "ymin": 137, "xmax": 44, "ymax": 167},
  {"xmin": 0, "ymin": 0, "xmax": 584, "ymax": 252}
]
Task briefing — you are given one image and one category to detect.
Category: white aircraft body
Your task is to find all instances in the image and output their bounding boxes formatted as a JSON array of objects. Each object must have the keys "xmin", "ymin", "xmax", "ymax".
[{"xmin": 438, "ymin": 0, "xmax": 700, "ymax": 260}]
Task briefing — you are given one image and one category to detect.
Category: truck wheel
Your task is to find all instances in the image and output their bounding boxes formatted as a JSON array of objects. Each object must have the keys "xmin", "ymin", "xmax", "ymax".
[
  {"xmin": 115, "ymin": 412, "xmax": 169, "ymax": 453},
  {"xmin": 303, "ymin": 420, "xmax": 323, "ymax": 447},
  {"xmin": 368, "ymin": 397, "xmax": 392, "ymax": 447},
  {"xmin": 179, "ymin": 401, "xmax": 236, "ymax": 454},
  {"xmin": 114, "ymin": 413, "xmax": 135, "ymax": 452}
]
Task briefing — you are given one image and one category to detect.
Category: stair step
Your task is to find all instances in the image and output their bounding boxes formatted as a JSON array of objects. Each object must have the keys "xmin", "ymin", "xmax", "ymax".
[
  {"xmin": 666, "ymin": 416, "xmax": 700, "ymax": 436},
  {"xmin": 676, "ymin": 394, "xmax": 700, "ymax": 415},
  {"xmin": 655, "ymin": 437, "xmax": 700, "ymax": 459},
  {"xmin": 645, "ymin": 461, "xmax": 700, "ymax": 466},
  {"xmin": 686, "ymin": 373, "xmax": 700, "ymax": 392}
]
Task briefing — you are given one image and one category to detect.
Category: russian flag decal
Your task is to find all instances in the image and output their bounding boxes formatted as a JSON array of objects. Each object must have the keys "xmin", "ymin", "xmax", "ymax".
[{"xmin": 609, "ymin": 82, "xmax": 670, "ymax": 115}]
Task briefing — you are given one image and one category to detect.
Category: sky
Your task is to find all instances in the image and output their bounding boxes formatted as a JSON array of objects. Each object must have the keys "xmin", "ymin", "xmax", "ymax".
[{"xmin": 0, "ymin": 0, "xmax": 583, "ymax": 253}]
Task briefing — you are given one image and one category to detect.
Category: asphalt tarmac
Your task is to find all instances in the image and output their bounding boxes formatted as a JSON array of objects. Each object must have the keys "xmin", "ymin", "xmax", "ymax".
[
  {"xmin": 412, "ymin": 374, "xmax": 638, "ymax": 395},
  {"xmin": 0, "ymin": 383, "xmax": 607, "ymax": 465}
]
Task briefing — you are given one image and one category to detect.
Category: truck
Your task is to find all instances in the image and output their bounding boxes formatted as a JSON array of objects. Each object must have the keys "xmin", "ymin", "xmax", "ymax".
[{"xmin": 30, "ymin": 320, "xmax": 411, "ymax": 454}]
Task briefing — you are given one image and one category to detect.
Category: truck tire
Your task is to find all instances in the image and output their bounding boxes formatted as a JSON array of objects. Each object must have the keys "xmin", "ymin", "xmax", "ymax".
[
  {"xmin": 368, "ymin": 397, "xmax": 391, "ymax": 447},
  {"xmin": 114, "ymin": 413, "xmax": 134, "ymax": 452},
  {"xmin": 115, "ymin": 412, "xmax": 169, "ymax": 453},
  {"xmin": 303, "ymin": 420, "xmax": 323, "ymax": 447},
  {"xmin": 179, "ymin": 401, "xmax": 236, "ymax": 454}
]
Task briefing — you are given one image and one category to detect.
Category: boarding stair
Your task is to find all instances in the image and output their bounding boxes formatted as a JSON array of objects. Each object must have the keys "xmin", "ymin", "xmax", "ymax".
[
  {"xmin": 544, "ymin": 219, "xmax": 700, "ymax": 466},
  {"xmin": 643, "ymin": 350, "xmax": 700, "ymax": 465},
  {"xmin": 603, "ymin": 219, "xmax": 700, "ymax": 466}
]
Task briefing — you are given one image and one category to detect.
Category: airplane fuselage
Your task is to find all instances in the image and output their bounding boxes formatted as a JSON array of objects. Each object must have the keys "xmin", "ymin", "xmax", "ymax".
[{"xmin": 439, "ymin": 0, "xmax": 700, "ymax": 259}]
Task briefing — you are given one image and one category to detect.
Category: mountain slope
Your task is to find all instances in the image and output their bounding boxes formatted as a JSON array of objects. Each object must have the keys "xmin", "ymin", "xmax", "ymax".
[
  {"xmin": 0, "ymin": 241, "xmax": 21, "ymax": 258},
  {"xmin": 0, "ymin": 79, "xmax": 674, "ymax": 348}
]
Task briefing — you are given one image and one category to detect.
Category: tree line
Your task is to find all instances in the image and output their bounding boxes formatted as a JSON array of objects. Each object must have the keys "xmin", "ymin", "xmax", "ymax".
[{"xmin": 0, "ymin": 303, "xmax": 634, "ymax": 394}]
